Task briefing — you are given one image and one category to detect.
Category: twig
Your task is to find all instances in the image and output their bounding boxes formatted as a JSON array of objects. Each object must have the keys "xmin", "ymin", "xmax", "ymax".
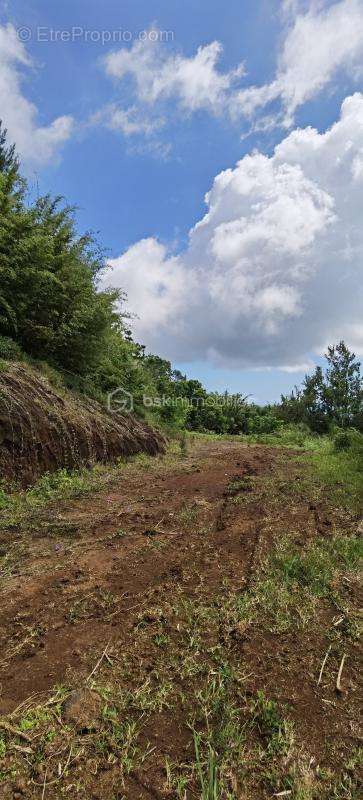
[
  {"xmin": 9, "ymin": 693, "xmax": 40, "ymax": 718},
  {"xmin": 273, "ymin": 792, "xmax": 292, "ymax": 797},
  {"xmin": 153, "ymin": 518, "xmax": 165, "ymax": 530},
  {"xmin": 63, "ymin": 745, "xmax": 73, "ymax": 774},
  {"xmin": 41, "ymin": 768, "xmax": 47, "ymax": 800},
  {"xmin": 11, "ymin": 744, "xmax": 33, "ymax": 754},
  {"xmin": 107, "ymin": 600, "xmax": 144, "ymax": 619},
  {"xmin": 0, "ymin": 719, "xmax": 32, "ymax": 743},
  {"xmin": 86, "ymin": 639, "xmax": 111, "ymax": 682},
  {"xmin": 317, "ymin": 644, "xmax": 332, "ymax": 685},
  {"xmin": 336, "ymin": 654, "xmax": 347, "ymax": 693}
]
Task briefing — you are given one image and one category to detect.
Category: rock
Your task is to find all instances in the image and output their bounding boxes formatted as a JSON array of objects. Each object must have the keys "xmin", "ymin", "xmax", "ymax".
[{"xmin": 62, "ymin": 688, "xmax": 102, "ymax": 732}]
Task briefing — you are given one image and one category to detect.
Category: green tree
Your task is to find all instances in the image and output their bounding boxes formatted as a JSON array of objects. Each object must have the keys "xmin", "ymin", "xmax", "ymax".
[
  {"xmin": 0, "ymin": 123, "xmax": 121, "ymax": 375},
  {"xmin": 280, "ymin": 342, "xmax": 362, "ymax": 432},
  {"xmin": 322, "ymin": 341, "xmax": 362, "ymax": 428}
]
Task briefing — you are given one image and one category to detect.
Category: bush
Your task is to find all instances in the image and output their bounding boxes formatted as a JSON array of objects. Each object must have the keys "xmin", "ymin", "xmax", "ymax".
[
  {"xmin": 333, "ymin": 429, "xmax": 353, "ymax": 452},
  {"xmin": 332, "ymin": 427, "xmax": 363, "ymax": 462},
  {"xmin": 247, "ymin": 410, "xmax": 282, "ymax": 435},
  {"xmin": 0, "ymin": 335, "xmax": 23, "ymax": 361}
]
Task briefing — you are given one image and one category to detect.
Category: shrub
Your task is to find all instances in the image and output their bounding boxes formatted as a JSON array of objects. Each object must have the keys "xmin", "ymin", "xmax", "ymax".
[
  {"xmin": 333, "ymin": 429, "xmax": 353, "ymax": 452},
  {"xmin": 0, "ymin": 335, "xmax": 23, "ymax": 361}
]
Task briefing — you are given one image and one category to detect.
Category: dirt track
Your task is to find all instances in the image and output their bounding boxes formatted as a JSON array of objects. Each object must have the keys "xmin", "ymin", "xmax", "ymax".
[{"xmin": 0, "ymin": 439, "xmax": 361, "ymax": 799}]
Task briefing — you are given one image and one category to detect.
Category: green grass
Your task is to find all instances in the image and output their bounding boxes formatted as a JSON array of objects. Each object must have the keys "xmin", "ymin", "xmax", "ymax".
[
  {"xmin": 190, "ymin": 424, "xmax": 363, "ymax": 512},
  {"xmin": 308, "ymin": 436, "xmax": 363, "ymax": 512},
  {"xmin": 270, "ymin": 534, "xmax": 362, "ymax": 595},
  {"xmin": 240, "ymin": 424, "xmax": 363, "ymax": 513},
  {"xmin": 0, "ymin": 466, "xmax": 109, "ymax": 532},
  {"xmin": 0, "ymin": 447, "xmax": 172, "ymax": 532},
  {"xmin": 193, "ymin": 731, "xmax": 220, "ymax": 800},
  {"xmin": 251, "ymin": 690, "xmax": 294, "ymax": 757},
  {"xmin": 177, "ymin": 501, "xmax": 200, "ymax": 528},
  {"xmin": 226, "ymin": 476, "xmax": 253, "ymax": 495},
  {"xmin": 235, "ymin": 532, "xmax": 363, "ymax": 633}
]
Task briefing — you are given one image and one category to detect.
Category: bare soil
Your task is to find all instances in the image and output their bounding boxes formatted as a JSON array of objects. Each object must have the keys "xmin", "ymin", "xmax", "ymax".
[{"xmin": 0, "ymin": 439, "xmax": 361, "ymax": 799}]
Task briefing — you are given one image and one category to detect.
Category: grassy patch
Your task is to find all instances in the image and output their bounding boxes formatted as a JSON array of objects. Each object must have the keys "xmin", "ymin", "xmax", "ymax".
[
  {"xmin": 236, "ymin": 533, "xmax": 362, "ymax": 633},
  {"xmin": 241, "ymin": 425, "xmax": 363, "ymax": 513},
  {"xmin": 0, "ymin": 446, "xmax": 173, "ymax": 533},
  {"xmin": 308, "ymin": 435, "xmax": 363, "ymax": 512}
]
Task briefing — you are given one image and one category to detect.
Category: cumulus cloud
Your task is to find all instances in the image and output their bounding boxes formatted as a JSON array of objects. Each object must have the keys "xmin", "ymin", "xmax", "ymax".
[
  {"xmin": 97, "ymin": 2, "xmax": 363, "ymax": 148},
  {"xmin": 104, "ymin": 37, "xmax": 245, "ymax": 116},
  {"xmin": 106, "ymin": 238, "xmax": 191, "ymax": 332},
  {"xmin": 0, "ymin": 23, "xmax": 73, "ymax": 164},
  {"xmin": 235, "ymin": 0, "xmax": 363, "ymax": 127},
  {"xmin": 98, "ymin": 34, "xmax": 247, "ymax": 145},
  {"xmin": 103, "ymin": 94, "xmax": 363, "ymax": 369}
]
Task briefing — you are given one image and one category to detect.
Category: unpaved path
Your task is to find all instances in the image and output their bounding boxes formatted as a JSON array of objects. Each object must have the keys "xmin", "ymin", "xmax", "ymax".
[
  {"xmin": 0, "ymin": 439, "xmax": 361, "ymax": 799},
  {"xmin": 0, "ymin": 441, "xmax": 273, "ymax": 710}
]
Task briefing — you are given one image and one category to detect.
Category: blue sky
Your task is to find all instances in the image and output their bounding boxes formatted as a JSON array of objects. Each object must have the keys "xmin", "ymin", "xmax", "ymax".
[{"xmin": 1, "ymin": 0, "xmax": 363, "ymax": 401}]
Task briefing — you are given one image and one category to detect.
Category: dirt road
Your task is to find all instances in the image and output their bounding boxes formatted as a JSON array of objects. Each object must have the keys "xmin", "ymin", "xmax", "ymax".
[{"xmin": 0, "ymin": 439, "xmax": 361, "ymax": 798}]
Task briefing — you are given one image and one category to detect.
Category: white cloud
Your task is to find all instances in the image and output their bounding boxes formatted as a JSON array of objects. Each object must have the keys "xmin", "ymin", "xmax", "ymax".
[
  {"xmin": 99, "ymin": 33, "xmax": 247, "ymax": 145},
  {"xmin": 104, "ymin": 37, "xmax": 245, "ymax": 116},
  {"xmin": 98, "ymin": 2, "xmax": 363, "ymax": 148},
  {"xmin": 103, "ymin": 94, "xmax": 363, "ymax": 369},
  {"xmin": 105, "ymin": 237, "xmax": 191, "ymax": 333},
  {"xmin": 92, "ymin": 103, "xmax": 164, "ymax": 138},
  {"xmin": 0, "ymin": 23, "xmax": 73, "ymax": 164},
  {"xmin": 235, "ymin": 0, "xmax": 363, "ymax": 126}
]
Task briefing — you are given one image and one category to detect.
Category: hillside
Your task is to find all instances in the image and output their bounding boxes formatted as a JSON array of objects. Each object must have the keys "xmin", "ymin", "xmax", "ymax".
[{"xmin": 0, "ymin": 363, "xmax": 165, "ymax": 486}]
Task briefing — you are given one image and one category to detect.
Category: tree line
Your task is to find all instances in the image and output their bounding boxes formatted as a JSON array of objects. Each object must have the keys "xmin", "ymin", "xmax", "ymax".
[{"xmin": 0, "ymin": 122, "xmax": 361, "ymax": 435}]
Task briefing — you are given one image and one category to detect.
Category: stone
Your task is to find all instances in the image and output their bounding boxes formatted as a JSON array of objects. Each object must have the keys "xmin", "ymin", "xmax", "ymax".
[{"xmin": 62, "ymin": 688, "xmax": 102, "ymax": 732}]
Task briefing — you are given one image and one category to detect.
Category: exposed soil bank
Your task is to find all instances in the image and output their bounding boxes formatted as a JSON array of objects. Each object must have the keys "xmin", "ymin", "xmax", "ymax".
[{"xmin": 0, "ymin": 363, "xmax": 165, "ymax": 485}]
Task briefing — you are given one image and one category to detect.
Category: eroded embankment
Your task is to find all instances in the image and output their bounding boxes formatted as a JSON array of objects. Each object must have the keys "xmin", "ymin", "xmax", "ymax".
[{"xmin": 0, "ymin": 363, "xmax": 164, "ymax": 485}]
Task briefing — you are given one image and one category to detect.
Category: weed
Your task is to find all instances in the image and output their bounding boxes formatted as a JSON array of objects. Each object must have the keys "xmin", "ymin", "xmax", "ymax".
[
  {"xmin": 193, "ymin": 730, "xmax": 220, "ymax": 800},
  {"xmin": 114, "ymin": 528, "xmax": 127, "ymax": 538},
  {"xmin": 165, "ymin": 759, "xmax": 189, "ymax": 798},
  {"xmin": 179, "ymin": 430, "xmax": 188, "ymax": 456},
  {"xmin": 177, "ymin": 501, "xmax": 199, "ymax": 528},
  {"xmin": 154, "ymin": 632, "xmax": 169, "ymax": 647},
  {"xmin": 0, "ymin": 487, "xmax": 10, "ymax": 510},
  {"xmin": 26, "ymin": 469, "xmax": 92, "ymax": 505},
  {"xmin": 251, "ymin": 691, "xmax": 294, "ymax": 757},
  {"xmin": 131, "ymin": 677, "xmax": 172, "ymax": 713},
  {"xmin": 226, "ymin": 476, "xmax": 253, "ymax": 496},
  {"xmin": 19, "ymin": 708, "xmax": 52, "ymax": 732},
  {"xmin": 67, "ymin": 596, "xmax": 90, "ymax": 624}
]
